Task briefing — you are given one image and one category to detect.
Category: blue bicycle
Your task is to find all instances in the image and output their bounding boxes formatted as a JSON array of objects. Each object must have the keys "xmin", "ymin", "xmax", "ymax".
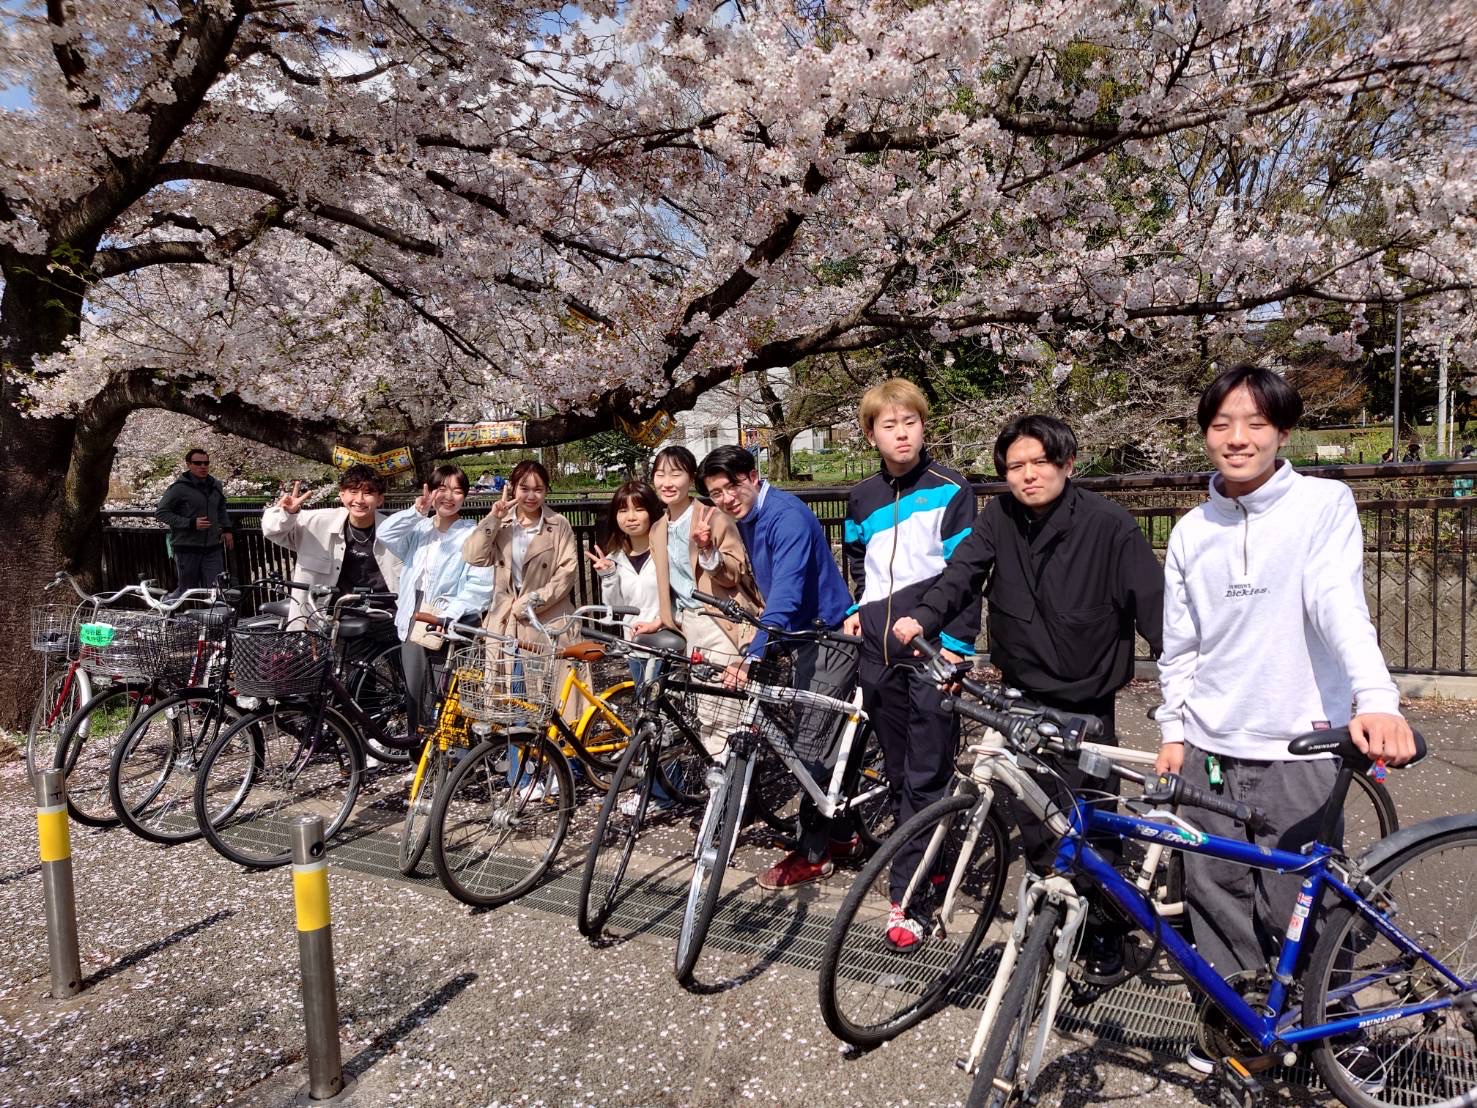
[{"xmin": 899, "ymin": 640, "xmax": 1473, "ymax": 1108}]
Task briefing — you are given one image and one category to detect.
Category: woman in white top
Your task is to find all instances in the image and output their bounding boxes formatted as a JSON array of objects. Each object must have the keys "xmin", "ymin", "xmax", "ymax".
[
  {"xmin": 377, "ymin": 465, "xmax": 493, "ymax": 738},
  {"xmin": 588, "ymin": 481, "xmax": 666, "ymax": 681}
]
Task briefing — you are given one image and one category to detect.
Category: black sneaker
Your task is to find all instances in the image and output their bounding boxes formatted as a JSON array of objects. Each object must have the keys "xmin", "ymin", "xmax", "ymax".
[{"xmin": 1081, "ymin": 930, "xmax": 1125, "ymax": 984}]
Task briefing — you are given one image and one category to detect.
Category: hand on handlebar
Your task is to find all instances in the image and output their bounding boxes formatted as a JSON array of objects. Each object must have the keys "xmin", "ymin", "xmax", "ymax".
[
  {"xmin": 1154, "ymin": 742, "xmax": 1185, "ymax": 775},
  {"xmin": 722, "ymin": 658, "xmax": 751, "ymax": 690},
  {"xmin": 892, "ymin": 615, "xmax": 923, "ymax": 646},
  {"xmin": 841, "ymin": 612, "xmax": 861, "ymax": 637}
]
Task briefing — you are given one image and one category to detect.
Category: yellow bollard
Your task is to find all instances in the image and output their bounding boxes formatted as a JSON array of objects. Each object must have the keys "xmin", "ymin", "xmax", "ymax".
[
  {"xmin": 35, "ymin": 769, "xmax": 82, "ymax": 998},
  {"xmin": 291, "ymin": 817, "xmax": 344, "ymax": 1101}
]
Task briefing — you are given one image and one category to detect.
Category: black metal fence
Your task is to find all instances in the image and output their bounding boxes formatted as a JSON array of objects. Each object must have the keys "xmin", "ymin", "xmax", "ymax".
[{"xmin": 102, "ymin": 461, "xmax": 1477, "ymax": 677}]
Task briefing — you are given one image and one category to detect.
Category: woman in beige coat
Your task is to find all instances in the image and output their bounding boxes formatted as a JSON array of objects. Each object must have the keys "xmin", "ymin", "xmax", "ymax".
[{"xmin": 462, "ymin": 460, "xmax": 578, "ymax": 639}]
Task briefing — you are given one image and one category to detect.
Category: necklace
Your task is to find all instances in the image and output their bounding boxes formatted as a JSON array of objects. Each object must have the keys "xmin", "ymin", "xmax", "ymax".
[{"xmin": 347, "ymin": 521, "xmax": 374, "ymax": 543}]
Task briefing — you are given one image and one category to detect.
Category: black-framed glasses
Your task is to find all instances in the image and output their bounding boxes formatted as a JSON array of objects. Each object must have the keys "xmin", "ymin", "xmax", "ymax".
[{"xmin": 189, "ymin": 458, "xmax": 210, "ymax": 466}]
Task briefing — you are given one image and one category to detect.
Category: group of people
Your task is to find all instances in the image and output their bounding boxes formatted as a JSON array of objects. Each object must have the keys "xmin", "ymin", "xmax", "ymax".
[{"xmin": 155, "ymin": 364, "xmax": 1417, "ymax": 1077}]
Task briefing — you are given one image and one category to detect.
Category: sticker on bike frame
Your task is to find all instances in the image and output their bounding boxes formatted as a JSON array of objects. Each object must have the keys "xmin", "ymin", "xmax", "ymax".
[
  {"xmin": 78, "ymin": 623, "xmax": 115, "ymax": 647},
  {"xmin": 1286, "ymin": 890, "xmax": 1314, "ymax": 942},
  {"xmin": 1140, "ymin": 824, "xmax": 1206, "ymax": 847}
]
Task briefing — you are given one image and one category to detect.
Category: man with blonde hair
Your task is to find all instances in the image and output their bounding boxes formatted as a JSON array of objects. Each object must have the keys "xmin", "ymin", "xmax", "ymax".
[{"xmin": 843, "ymin": 377, "xmax": 979, "ymax": 949}]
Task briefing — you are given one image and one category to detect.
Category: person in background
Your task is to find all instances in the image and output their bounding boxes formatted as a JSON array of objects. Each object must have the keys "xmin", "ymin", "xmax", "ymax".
[
  {"xmin": 699, "ymin": 444, "xmax": 859, "ymax": 890},
  {"xmin": 155, "ymin": 447, "xmax": 235, "ymax": 596},
  {"xmin": 376, "ymin": 464, "xmax": 493, "ymax": 738},
  {"xmin": 262, "ymin": 464, "xmax": 402, "ymax": 630},
  {"xmin": 1402, "ymin": 440, "xmax": 1422, "ymax": 463}
]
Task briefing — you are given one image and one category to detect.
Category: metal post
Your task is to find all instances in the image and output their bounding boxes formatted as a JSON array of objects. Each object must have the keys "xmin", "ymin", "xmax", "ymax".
[
  {"xmin": 291, "ymin": 817, "xmax": 344, "ymax": 1101},
  {"xmin": 1392, "ymin": 302, "xmax": 1403, "ymax": 456},
  {"xmin": 35, "ymin": 769, "xmax": 82, "ymax": 999},
  {"xmin": 1438, "ymin": 337, "xmax": 1449, "ymax": 458}
]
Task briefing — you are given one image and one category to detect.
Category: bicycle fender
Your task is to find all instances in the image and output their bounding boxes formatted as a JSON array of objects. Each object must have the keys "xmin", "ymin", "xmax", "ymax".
[{"xmin": 1353, "ymin": 811, "xmax": 1477, "ymax": 872}]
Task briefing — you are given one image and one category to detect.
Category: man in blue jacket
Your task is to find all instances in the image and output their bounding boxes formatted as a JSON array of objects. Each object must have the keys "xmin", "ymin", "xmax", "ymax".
[{"xmin": 699, "ymin": 444, "xmax": 859, "ymax": 889}]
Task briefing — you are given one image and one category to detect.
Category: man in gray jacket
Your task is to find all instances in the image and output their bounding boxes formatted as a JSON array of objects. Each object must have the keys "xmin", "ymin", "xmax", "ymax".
[{"xmin": 155, "ymin": 447, "xmax": 235, "ymax": 596}]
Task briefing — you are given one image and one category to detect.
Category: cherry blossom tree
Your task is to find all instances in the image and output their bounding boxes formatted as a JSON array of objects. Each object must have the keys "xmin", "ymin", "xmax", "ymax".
[{"xmin": 1, "ymin": 0, "xmax": 1474, "ymax": 723}]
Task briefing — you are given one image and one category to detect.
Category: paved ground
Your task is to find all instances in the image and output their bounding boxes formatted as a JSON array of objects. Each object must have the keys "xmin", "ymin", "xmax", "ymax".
[{"xmin": 1, "ymin": 682, "xmax": 1473, "ymax": 1108}]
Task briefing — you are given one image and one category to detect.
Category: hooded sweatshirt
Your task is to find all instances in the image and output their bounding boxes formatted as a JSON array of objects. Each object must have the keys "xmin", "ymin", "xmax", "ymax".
[{"xmin": 1155, "ymin": 461, "xmax": 1400, "ymax": 760}]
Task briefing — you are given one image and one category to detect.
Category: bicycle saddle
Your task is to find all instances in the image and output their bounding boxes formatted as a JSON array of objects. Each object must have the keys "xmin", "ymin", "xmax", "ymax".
[
  {"xmin": 1287, "ymin": 726, "xmax": 1428, "ymax": 771},
  {"xmin": 337, "ymin": 614, "xmax": 373, "ymax": 639},
  {"xmin": 634, "ymin": 629, "xmax": 686, "ymax": 656},
  {"xmin": 182, "ymin": 604, "xmax": 234, "ymax": 630},
  {"xmin": 260, "ymin": 598, "xmax": 292, "ymax": 621},
  {"xmin": 561, "ymin": 641, "xmax": 607, "ymax": 662}
]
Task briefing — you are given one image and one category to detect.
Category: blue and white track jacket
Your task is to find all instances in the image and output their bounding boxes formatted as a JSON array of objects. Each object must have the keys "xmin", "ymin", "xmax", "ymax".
[{"xmin": 843, "ymin": 450, "xmax": 981, "ymax": 664}]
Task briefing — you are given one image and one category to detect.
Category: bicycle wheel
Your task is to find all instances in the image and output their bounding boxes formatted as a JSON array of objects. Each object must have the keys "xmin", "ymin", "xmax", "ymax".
[
  {"xmin": 110, "ymin": 689, "xmax": 238, "ymax": 844},
  {"xmin": 430, "ymin": 732, "xmax": 574, "ymax": 908},
  {"xmin": 853, "ymin": 728, "xmax": 892, "ymax": 848},
  {"xmin": 748, "ymin": 744, "xmax": 801, "ymax": 835},
  {"xmin": 26, "ymin": 667, "xmax": 90, "ymax": 788},
  {"xmin": 577, "ymin": 722, "xmax": 658, "ymax": 938},
  {"xmin": 398, "ymin": 738, "xmax": 448, "ymax": 876},
  {"xmin": 1344, "ymin": 769, "xmax": 1399, "ymax": 858},
  {"xmin": 1302, "ymin": 823, "xmax": 1477, "ymax": 1108},
  {"xmin": 966, "ymin": 900, "xmax": 1062, "ymax": 1108},
  {"xmin": 819, "ymin": 791, "xmax": 1009, "ymax": 1047},
  {"xmin": 54, "ymin": 685, "xmax": 146, "ymax": 827},
  {"xmin": 674, "ymin": 752, "xmax": 747, "ymax": 987},
  {"xmin": 195, "ymin": 704, "xmax": 364, "ymax": 868},
  {"xmin": 351, "ymin": 644, "xmax": 414, "ymax": 764},
  {"xmin": 655, "ymin": 704, "xmax": 710, "ymax": 805},
  {"xmin": 572, "ymin": 680, "xmax": 637, "ymax": 789}
]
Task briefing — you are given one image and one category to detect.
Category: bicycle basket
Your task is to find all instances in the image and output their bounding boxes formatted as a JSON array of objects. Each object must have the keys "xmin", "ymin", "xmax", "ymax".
[
  {"xmin": 30, "ymin": 603, "xmax": 80, "ymax": 656},
  {"xmin": 231, "ymin": 627, "xmax": 331, "ymax": 698},
  {"xmin": 451, "ymin": 635, "xmax": 556, "ymax": 726},
  {"xmin": 79, "ymin": 610, "xmax": 191, "ymax": 682},
  {"xmin": 746, "ymin": 638, "xmax": 860, "ymax": 763}
]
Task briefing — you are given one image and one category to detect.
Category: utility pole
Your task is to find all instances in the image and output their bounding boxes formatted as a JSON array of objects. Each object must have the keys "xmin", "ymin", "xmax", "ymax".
[{"xmin": 1438, "ymin": 336, "xmax": 1450, "ymax": 458}]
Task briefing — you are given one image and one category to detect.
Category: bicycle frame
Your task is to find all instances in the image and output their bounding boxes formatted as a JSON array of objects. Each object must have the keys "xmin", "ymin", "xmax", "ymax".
[{"xmin": 748, "ymin": 684, "xmax": 883, "ymax": 820}]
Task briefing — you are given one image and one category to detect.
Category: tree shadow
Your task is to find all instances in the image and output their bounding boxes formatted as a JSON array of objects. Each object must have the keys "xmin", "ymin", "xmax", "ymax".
[{"xmin": 343, "ymin": 970, "xmax": 478, "ymax": 1079}]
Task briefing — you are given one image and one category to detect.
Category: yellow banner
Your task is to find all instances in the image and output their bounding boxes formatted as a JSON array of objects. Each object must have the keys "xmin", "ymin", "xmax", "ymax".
[
  {"xmin": 331, "ymin": 444, "xmax": 415, "ymax": 477},
  {"xmin": 618, "ymin": 410, "xmax": 674, "ymax": 448},
  {"xmin": 444, "ymin": 421, "xmax": 527, "ymax": 452}
]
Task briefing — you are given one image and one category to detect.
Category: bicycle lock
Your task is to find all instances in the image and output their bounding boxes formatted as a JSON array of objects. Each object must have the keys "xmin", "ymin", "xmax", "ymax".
[
  {"xmin": 291, "ymin": 816, "xmax": 346, "ymax": 1101},
  {"xmin": 34, "ymin": 768, "xmax": 82, "ymax": 999}
]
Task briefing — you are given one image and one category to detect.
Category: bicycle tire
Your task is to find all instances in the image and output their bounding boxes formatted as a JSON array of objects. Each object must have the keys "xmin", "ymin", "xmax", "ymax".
[
  {"xmin": 654, "ymin": 701, "xmax": 709, "ymax": 805},
  {"xmin": 577, "ymin": 722, "xmax": 658, "ymax": 938},
  {"xmin": 966, "ymin": 900, "xmax": 1062, "ymax": 1108},
  {"xmin": 430, "ymin": 732, "xmax": 574, "ymax": 908},
  {"xmin": 54, "ymin": 685, "xmax": 146, "ymax": 827},
  {"xmin": 398, "ymin": 738, "xmax": 449, "ymax": 876},
  {"xmin": 1302, "ymin": 823, "xmax": 1477, "ymax": 1108},
  {"xmin": 26, "ymin": 667, "xmax": 91, "ymax": 789},
  {"xmin": 194, "ymin": 703, "xmax": 364, "ymax": 868},
  {"xmin": 674, "ymin": 752, "xmax": 747, "ymax": 987},
  {"xmin": 852, "ymin": 727, "xmax": 893, "ymax": 848},
  {"xmin": 819, "ymin": 791, "xmax": 1009, "ymax": 1047},
  {"xmin": 1345, "ymin": 769, "xmax": 1399, "ymax": 856},
  {"xmin": 747, "ymin": 744, "xmax": 801, "ymax": 836},
  {"xmin": 110, "ymin": 688, "xmax": 239, "ymax": 844},
  {"xmin": 571, "ymin": 680, "xmax": 637, "ymax": 789},
  {"xmin": 351, "ymin": 644, "xmax": 414, "ymax": 764}
]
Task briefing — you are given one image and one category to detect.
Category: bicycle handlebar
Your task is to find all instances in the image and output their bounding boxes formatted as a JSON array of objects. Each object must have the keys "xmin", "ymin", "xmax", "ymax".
[
  {"xmin": 688, "ymin": 589, "xmax": 863, "ymax": 645},
  {"xmin": 1142, "ymin": 772, "xmax": 1271, "ymax": 833}
]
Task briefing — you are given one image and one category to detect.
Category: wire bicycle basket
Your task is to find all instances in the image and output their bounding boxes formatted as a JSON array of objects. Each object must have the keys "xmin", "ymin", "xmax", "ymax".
[
  {"xmin": 30, "ymin": 603, "xmax": 82, "ymax": 657},
  {"xmin": 230, "ymin": 626, "xmax": 332, "ymax": 699},
  {"xmin": 451, "ymin": 634, "xmax": 557, "ymax": 726},
  {"xmin": 78, "ymin": 610, "xmax": 199, "ymax": 684},
  {"xmin": 723, "ymin": 637, "xmax": 860, "ymax": 763}
]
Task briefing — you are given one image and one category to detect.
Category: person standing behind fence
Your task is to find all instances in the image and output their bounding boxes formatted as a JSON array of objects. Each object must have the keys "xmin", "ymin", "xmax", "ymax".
[
  {"xmin": 463, "ymin": 460, "xmax": 578, "ymax": 639},
  {"xmin": 155, "ymin": 447, "xmax": 235, "ymax": 596},
  {"xmin": 261, "ymin": 464, "xmax": 403, "ymax": 630},
  {"xmin": 376, "ymin": 465, "xmax": 493, "ymax": 739}
]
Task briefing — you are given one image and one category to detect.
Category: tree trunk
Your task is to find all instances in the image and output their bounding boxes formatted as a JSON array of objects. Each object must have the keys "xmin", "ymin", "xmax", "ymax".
[{"xmin": 767, "ymin": 431, "xmax": 794, "ymax": 481}]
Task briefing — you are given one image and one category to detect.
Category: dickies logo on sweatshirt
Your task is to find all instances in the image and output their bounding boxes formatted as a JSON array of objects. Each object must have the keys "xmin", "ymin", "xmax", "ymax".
[{"xmin": 1224, "ymin": 582, "xmax": 1269, "ymax": 599}]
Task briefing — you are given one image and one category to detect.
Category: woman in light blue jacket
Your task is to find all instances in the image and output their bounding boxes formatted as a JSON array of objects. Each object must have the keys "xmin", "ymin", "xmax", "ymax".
[{"xmin": 377, "ymin": 465, "xmax": 494, "ymax": 738}]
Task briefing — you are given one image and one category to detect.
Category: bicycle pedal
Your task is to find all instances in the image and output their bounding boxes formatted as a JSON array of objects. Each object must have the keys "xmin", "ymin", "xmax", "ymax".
[{"xmin": 1215, "ymin": 1057, "xmax": 1264, "ymax": 1108}]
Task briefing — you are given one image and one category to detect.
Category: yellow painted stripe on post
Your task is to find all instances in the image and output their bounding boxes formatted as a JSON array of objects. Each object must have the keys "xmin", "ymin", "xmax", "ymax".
[
  {"xmin": 293, "ymin": 861, "xmax": 331, "ymax": 932},
  {"xmin": 37, "ymin": 804, "xmax": 70, "ymax": 863}
]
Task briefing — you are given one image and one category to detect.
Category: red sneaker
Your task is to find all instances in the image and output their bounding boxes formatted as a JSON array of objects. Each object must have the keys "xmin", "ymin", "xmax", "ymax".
[
  {"xmin": 756, "ymin": 850, "xmax": 834, "ymax": 890},
  {"xmin": 828, "ymin": 834, "xmax": 864, "ymax": 860},
  {"xmin": 885, "ymin": 902, "xmax": 925, "ymax": 953}
]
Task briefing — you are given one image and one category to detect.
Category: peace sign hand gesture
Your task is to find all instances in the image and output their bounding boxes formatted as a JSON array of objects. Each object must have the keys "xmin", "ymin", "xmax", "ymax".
[
  {"xmin": 586, "ymin": 544, "xmax": 615, "ymax": 574},
  {"xmin": 413, "ymin": 483, "xmax": 433, "ymax": 515},
  {"xmin": 490, "ymin": 482, "xmax": 513, "ymax": 520},
  {"xmin": 279, "ymin": 480, "xmax": 311, "ymax": 515},
  {"xmin": 692, "ymin": 503, "xmax": 716, "ymax": 552}
]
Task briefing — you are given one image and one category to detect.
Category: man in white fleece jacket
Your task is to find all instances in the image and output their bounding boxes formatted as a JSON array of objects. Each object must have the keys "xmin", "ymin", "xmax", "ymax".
[{"xmin": 1154, "ymin": 365, "xmax": 1417, "ymax": 1000}]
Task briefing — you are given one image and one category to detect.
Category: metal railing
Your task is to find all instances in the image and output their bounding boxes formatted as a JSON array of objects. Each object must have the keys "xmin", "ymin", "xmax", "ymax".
[{"xmin": 101, "ymin": 461, "xmax": 1477, "ymax": 677}]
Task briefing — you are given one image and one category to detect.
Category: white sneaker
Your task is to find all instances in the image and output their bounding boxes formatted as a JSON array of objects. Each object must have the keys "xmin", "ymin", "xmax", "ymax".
[
  {"xmin": 518, "ymin": 778, "xmax": 558, "ymax": 802},
  {"xmin": 618, "ymin": 791, "xmax": 675, "ymax": 819}
]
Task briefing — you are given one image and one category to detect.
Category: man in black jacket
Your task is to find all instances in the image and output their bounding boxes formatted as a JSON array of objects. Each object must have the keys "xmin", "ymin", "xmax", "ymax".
[
  {"xmin": 893, "ymin": 413, "xmax": 1163, "ymax": 977},
  {"xmin": 155, "ymin": 447, "xmax": 235, "ymax": 596}
]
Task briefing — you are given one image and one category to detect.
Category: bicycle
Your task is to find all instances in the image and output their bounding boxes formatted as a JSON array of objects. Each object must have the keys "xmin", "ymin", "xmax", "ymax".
[
  {"xmin": 191, "ymin": 586, "xmax": 400, "ymax": 868},
  {"xmin": 574, "ymin": 625, "xmax": 744, "ymax": 939},
  {"xmin": 52, "ymin": 579, "xmax": 231, "ymax": 826},
  {"xmin": 25, "ymin": 571, "xmax": 100, "ymax": 786},
  {"xmin": 817, "ymin": 689, "xmax": 1401, "ymax": 1050},
  {"xmin": 670, "ymin": 594, "xmax": 889, "ymax": 987},
  {"xmin": 106, "ymin": 580, "xmax": 293, "ymax": 845},
  {"xmin": 907, "ymin": 641, "xmax": 1466, "ymax": 1108}
]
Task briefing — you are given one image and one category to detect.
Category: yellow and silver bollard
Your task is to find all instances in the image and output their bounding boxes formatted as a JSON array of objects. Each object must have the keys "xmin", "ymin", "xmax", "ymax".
[
  {"xmin": 35, "ymin": 769, "xmax": 82, "ymax": 998},
  {"xmin": 292, "ymin": 816, "xmax": 344, "ymax": 1101}
]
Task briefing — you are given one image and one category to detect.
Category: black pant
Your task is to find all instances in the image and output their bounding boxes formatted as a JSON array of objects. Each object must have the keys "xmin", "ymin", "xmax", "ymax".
[
  {"xmin": 860, "ymin": 656, "xmax": 959, "ymax": 902},
  {"xmin": 171, "ymin": 544, "xmax": 226, "ymax": 595}
]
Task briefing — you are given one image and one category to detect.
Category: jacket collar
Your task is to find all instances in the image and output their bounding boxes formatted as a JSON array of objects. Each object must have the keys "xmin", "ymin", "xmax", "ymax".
[
  {"xmin": 879, "ymin": 447, "xmax": 933, "ymax": 491},
  {"xmin": 1208, "ymin": 459, "xmax": 1296, "ymax": 519},
  {"xmin": 1004, "ymin": 479, "xmax": 1077, "ymax": 548}
]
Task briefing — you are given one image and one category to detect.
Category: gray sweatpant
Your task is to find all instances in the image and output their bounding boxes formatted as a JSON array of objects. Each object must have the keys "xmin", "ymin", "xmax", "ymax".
[{"xmin": 1180, "ymin": 742, "xmax": 1341, "ymax": 978}]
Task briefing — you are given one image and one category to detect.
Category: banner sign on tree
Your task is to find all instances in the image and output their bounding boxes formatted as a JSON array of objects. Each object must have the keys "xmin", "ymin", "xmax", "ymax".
[
  {"xmin": 444, "ymin": 421, "xmax": 527, "ymax": 451},
  {"xmin": 617, "ymin": 410, "xmax": 674, "ymax": 448},
  {"xmin": 331, "ymin": 444, "xmax": 416, "ymax": 476}
]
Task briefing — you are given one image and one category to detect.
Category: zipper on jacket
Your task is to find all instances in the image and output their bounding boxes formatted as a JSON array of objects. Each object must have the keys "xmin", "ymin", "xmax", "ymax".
[
  {"xmin": 882, "ymin": 480, "xmax": 901, "ymax": 665},
  {"xmin": 1235, "ymin": 499, "xmax": 1249, "ymax": 576}
]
